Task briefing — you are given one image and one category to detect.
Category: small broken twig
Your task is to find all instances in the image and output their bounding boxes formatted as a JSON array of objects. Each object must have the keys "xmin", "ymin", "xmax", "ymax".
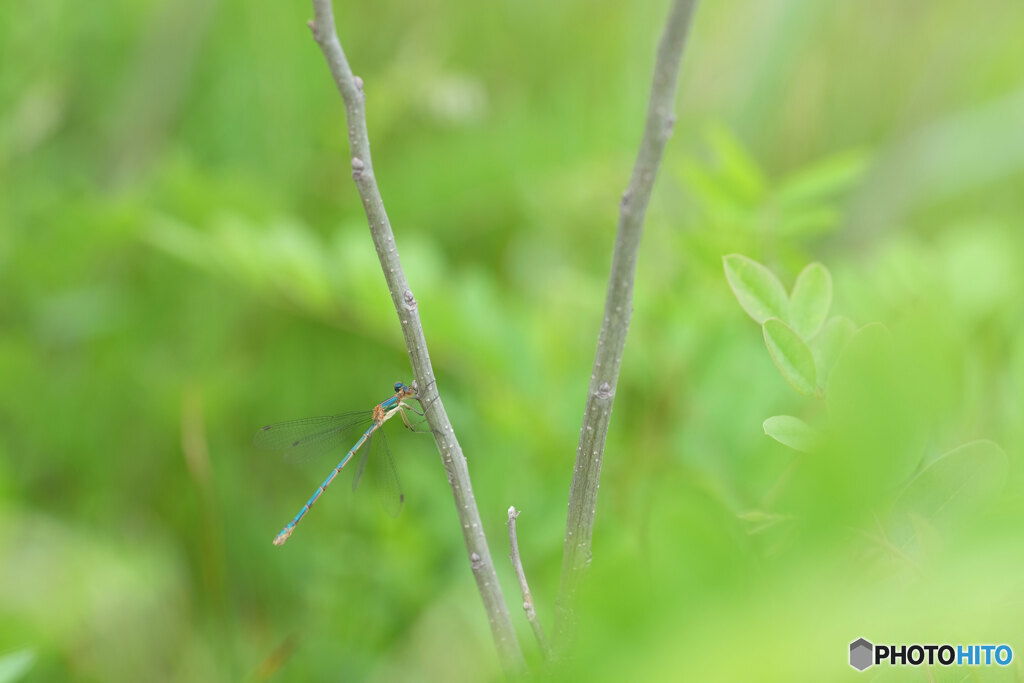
[{"xmin": 507, "ymin": 506, "xmax": 551, "ymax": 659}]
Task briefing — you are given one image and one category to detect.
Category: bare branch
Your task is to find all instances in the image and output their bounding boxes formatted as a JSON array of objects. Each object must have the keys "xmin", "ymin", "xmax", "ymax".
[
  {"xmin": 307, "ymin": 1, "xmax": 524, "ymax": 673},
  {"xmin": 554, "ymin": 0, "xmax": 700, "ymax": 648},
  {"xmin": 507, "ymin": 506, "xmax": 552, "ymax": 659}
]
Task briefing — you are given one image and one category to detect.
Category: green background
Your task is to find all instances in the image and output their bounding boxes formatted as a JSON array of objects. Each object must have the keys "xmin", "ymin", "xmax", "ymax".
[{"xmin": 2, "ymin": 0, "xmax": 1023, "ymax": 680}]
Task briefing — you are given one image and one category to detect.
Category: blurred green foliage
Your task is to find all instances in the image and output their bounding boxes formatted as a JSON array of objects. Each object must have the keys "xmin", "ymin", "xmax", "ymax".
[{"xmin": 2, "ymin": 0, "xmax": 1024, "ymax": 680}]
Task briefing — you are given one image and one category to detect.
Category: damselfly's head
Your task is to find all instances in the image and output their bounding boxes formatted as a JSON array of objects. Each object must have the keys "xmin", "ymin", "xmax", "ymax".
[{"xmin": 393, "ymin": 381, "xmax": 415, "ymax": 397}]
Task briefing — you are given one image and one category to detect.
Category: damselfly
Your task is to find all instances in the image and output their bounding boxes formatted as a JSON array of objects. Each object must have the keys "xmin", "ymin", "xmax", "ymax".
[{"xmin": 254, "ymin": 381, "xmax": 421, "ymax": 546}]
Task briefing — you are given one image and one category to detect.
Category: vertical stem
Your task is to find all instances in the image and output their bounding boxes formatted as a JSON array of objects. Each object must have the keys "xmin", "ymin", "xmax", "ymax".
[
  {"xmin": 307, "ymin": 1, "xmax": 525, "ymax": 673},
  {"xmin": 554, "ymin": 0, "xmax": 700, "ymax": 649},
  {"xmin": 507, "ymin": 506, "xmax": 552, "ymax": 658}
]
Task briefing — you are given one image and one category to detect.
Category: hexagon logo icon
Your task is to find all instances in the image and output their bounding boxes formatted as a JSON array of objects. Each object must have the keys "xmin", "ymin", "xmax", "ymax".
[{"xmin": 850, "ymin": 638, "xmax": 873, "ymax": 671}]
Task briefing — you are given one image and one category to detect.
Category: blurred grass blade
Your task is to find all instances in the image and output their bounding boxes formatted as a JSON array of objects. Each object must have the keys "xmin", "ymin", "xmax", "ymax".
[
  {"xmin": 763, "ymin": 415, "xmax": 817, "ymax": 452},
  {"xmin": 723, "ymin": 254, "xmax": 788, "ymax": 323},
  {"xmin": 776, "ymin": 149, "xmax": 868, "ymax": 207},
  {"xmin": 775, "ymin": 206, "xmax": 840, "ymax": 239},
  {"xmin": 762, "ymin": 318, "xmax": 817, "ymax": 396},
  {"xmin": 146, "ymin": 215, "xmax": 216, "ymax": 270},
  {"xmin": 788, "ymin": 262, "xmax": 832, "ymax": 338},
  {"xmin": 0, "ymin": 650, "xmax": 35, "ymax": 683},
  {"xmin": 847, "ymin": 89, "xmax": 1024, "ymax": 238},
  {"xmin": 705, "ymin": 123, "xmax": 767, "ymax": 203}
]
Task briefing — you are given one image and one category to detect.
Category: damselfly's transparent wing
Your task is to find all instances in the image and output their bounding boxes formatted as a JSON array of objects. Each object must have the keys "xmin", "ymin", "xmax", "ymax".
[
  {"xmin": 352, "ymin": 435, "xmax": 371, "ymax": 492},
  {"xmin": 365, "ymin": 429, "xmax": 404, "ymax": 517},
  {"xmin": 253, "ymin": 411, "xmax": 373, "ymax": 463}
]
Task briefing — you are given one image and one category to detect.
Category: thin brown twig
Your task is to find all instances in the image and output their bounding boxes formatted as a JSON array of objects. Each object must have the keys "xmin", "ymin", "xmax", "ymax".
[{"xmin": 306, "ymin": 1, "xmax": 525, "ymax": 673}]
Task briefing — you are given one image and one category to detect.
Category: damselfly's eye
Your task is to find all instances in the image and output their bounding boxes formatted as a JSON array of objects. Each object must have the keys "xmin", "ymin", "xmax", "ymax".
[{"xmin": 394, "ymin": 381, "xmax": 405, "ymax": 393}]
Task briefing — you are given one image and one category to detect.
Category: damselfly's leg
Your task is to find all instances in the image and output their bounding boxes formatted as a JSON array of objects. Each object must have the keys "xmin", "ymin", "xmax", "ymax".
[
  {"xmin": 400, "ymin": 404, "xmax": 433, "ymax": 434},
  {"xmin": 410, "ymin": 379, "xmax": 441, "ymax": 415}
]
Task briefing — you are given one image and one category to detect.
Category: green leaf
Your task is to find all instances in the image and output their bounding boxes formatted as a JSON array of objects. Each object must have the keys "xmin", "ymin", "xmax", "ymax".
[
  {"xmin": 680, "ymin": 159, "xmax": 744, "ymax": 216},
  {"xmin": 776, "ymin": 206, "xmax": 840, "ymax": 238},
  {"xmin": 762, "ymin": 318, "xmax": 817, "ymax": 396},
  {"xmin": 723, "ymin": 254, "xmax": 789, "ymax": 324},
  {"xmin": 788, "ymin": 262, "xmax": 832, "ymax": 338},
  {"xmin": 763, "ymin": 415, "xmax": 818, "ymax": 452},
  {"xmin": 776, "ymin": 149, "xmax": 868, "ymax": 207},
  {"xmin": 706, "ymin": 124, "xmax": 767, "ymax": 203},
  {"xmin": 890, "ymin": 440, "xmax": 1007, "ymax": 545},
  {"xmin": 810, "ymin": 316, "xmax": 856, "ymax": 386},
  {"xmin": 0, "ymin": 650, "xmax": 35, "ymax": 683}
]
